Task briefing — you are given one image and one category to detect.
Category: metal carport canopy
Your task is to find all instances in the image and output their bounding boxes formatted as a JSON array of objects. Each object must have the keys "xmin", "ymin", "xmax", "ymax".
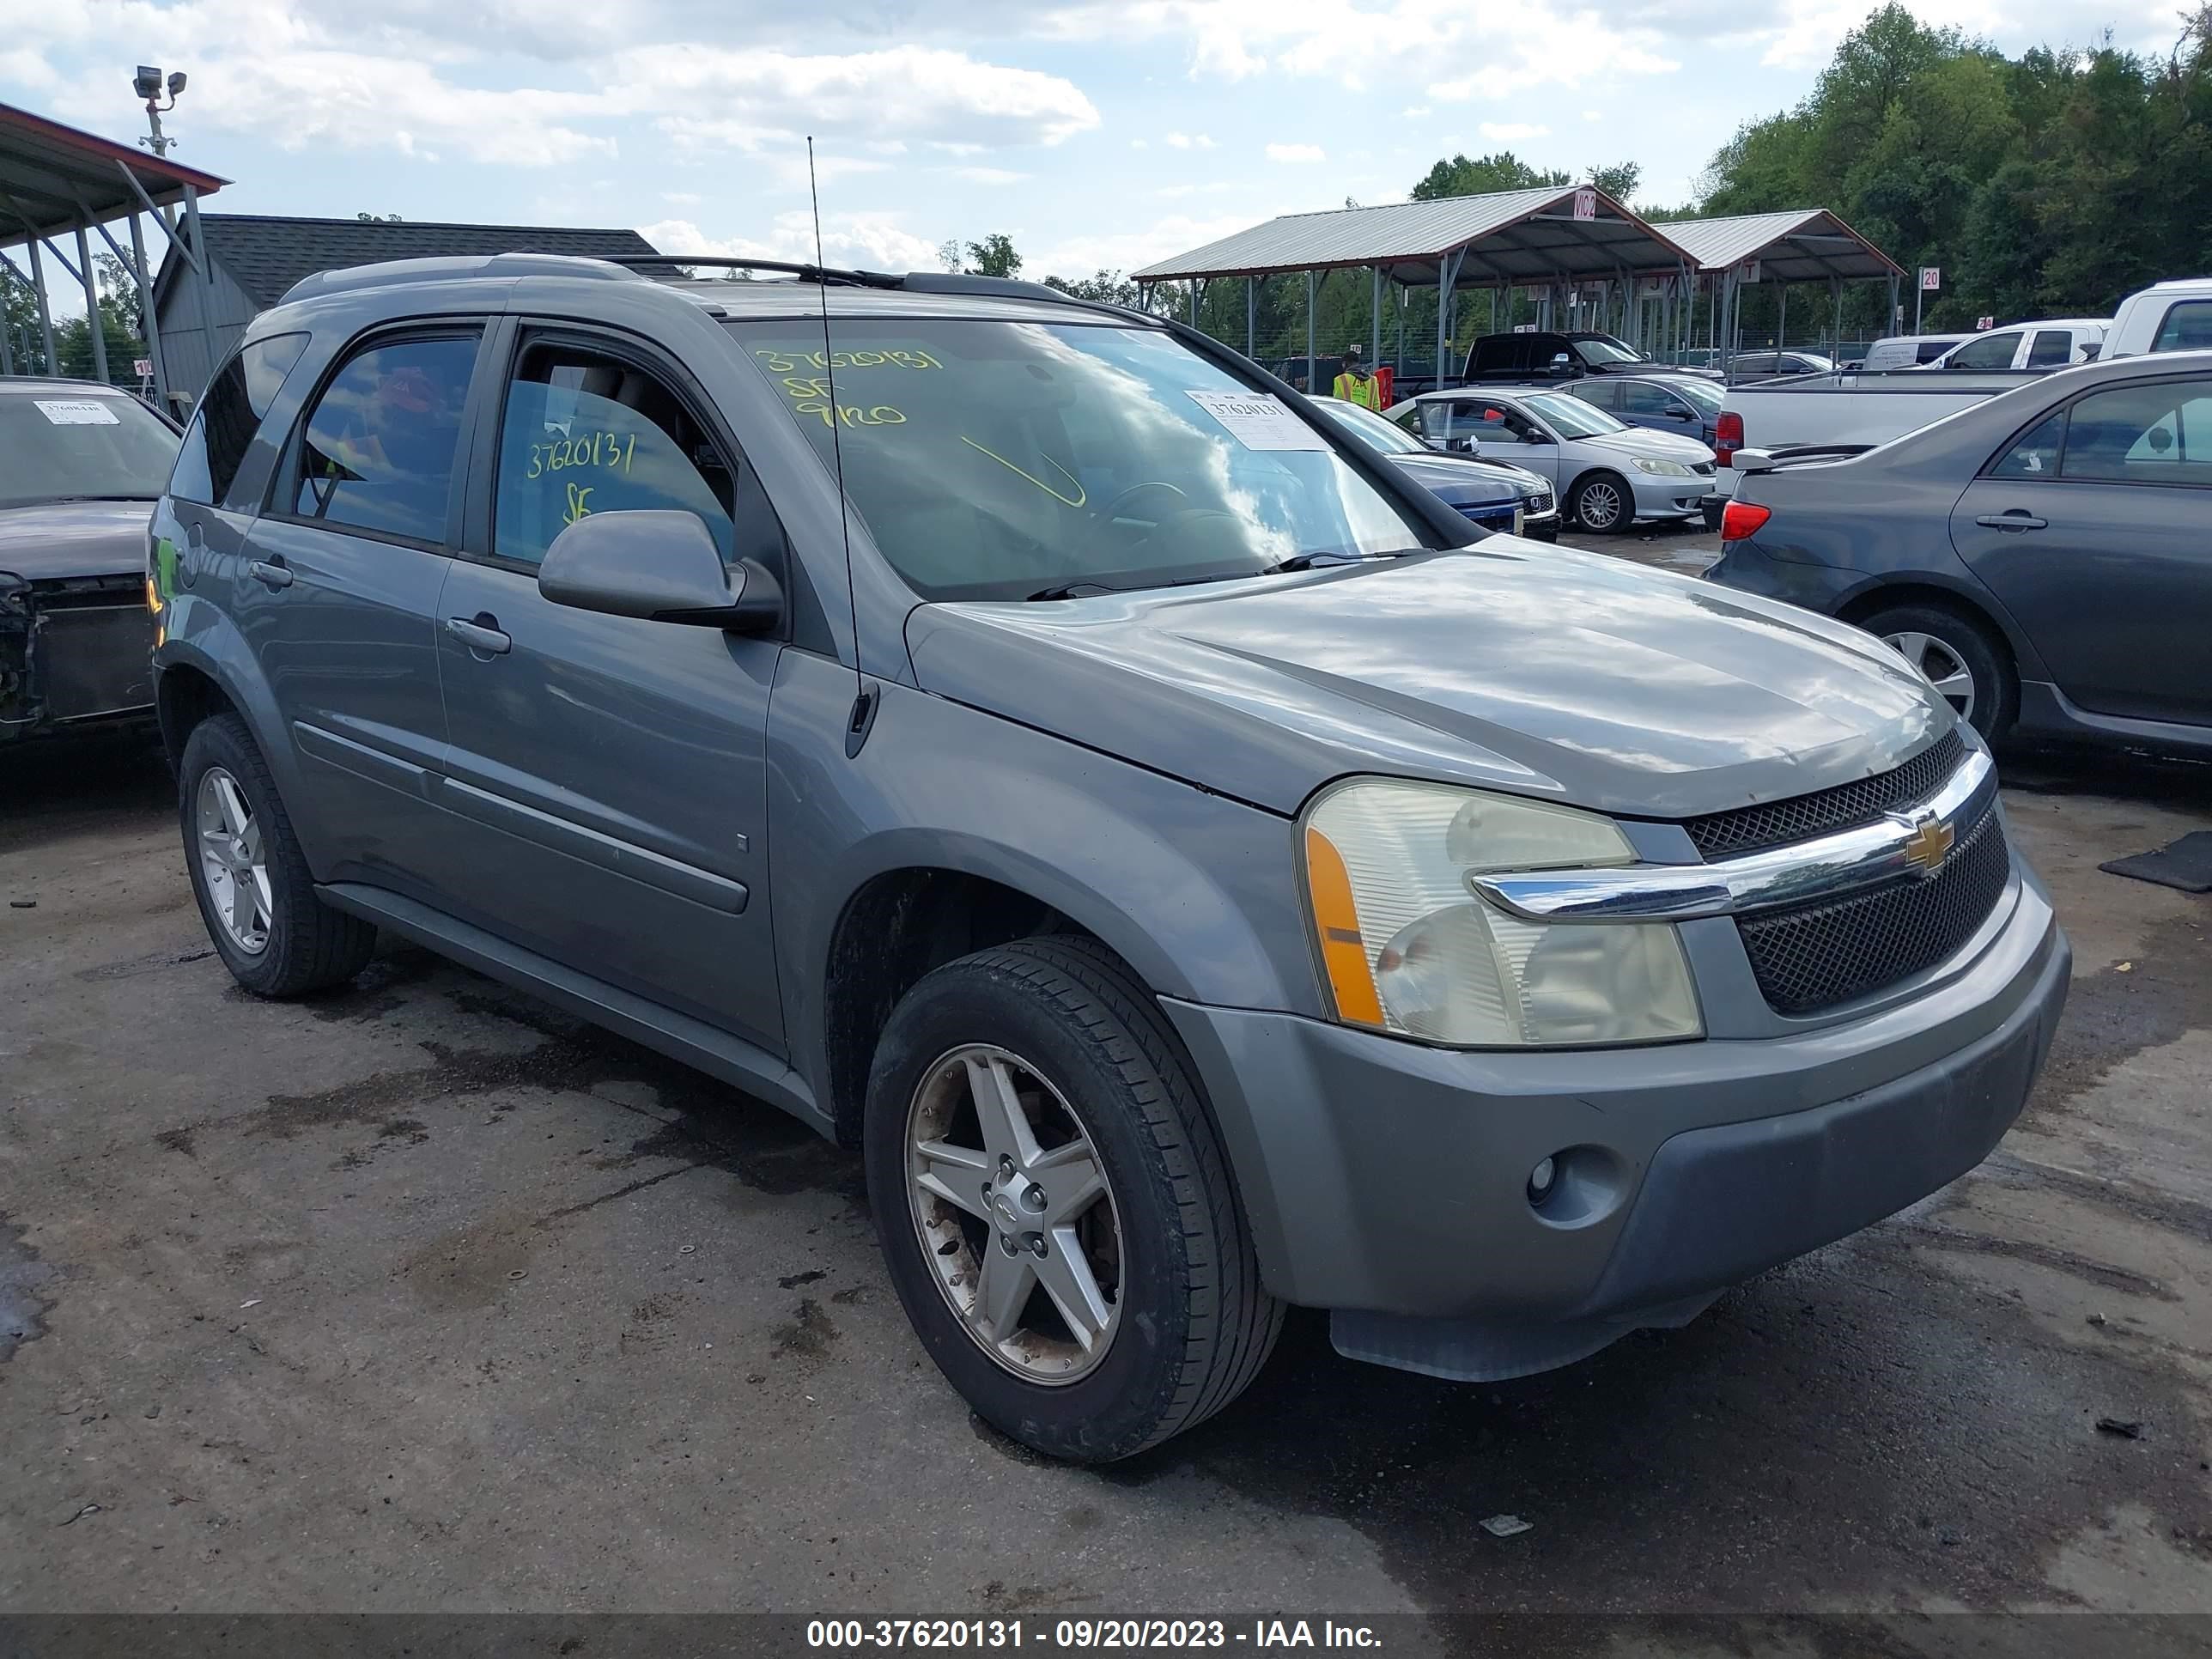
[
  {"xmin": 1656, "ymin": 209, "xmax": 1903, "ymax": 282},
  {"xmin": 1130, "ymin": 185, "xmax": 1697, "ymax": 289},
  {"xmin": 0, "ymin": 102, "xmax": 227, "ymax": 249}
]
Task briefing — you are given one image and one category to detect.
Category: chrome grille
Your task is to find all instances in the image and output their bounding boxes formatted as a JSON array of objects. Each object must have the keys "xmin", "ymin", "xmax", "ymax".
[
  {"xmin": 1685, "ymin": 731, "xmax": 1966, "ymax": 860},
  {"xmin": 1737, "ymin": 802, "xmax": 2010, "ymax": 1015}
]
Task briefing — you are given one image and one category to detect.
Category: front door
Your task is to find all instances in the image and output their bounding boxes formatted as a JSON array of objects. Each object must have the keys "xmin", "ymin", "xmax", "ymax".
[
  {"xmin": 434, "ymin": 328, "xmax": 786, "ymax": 1050},
  {"xmin": 234, "ymin": 327, "xmax": 487, "ymax": 902},
  {"xmin": 1952, "ymin": 372, "xmax": 2212, "ymax": 726}
]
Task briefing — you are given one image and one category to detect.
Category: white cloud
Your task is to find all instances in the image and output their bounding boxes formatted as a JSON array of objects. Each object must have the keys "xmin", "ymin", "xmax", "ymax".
[
  {"xmin": 1583, "ymin": 108, "xmax": 1602, "ymax": 120},
  {"xmin": 1401, "ymin": 104, "xmax": 1431, "ymax": 117},
  {"xmin": 1479, "ymin": 122, "xmax": 1550, "ymax": 141},
  {"xmin": 662, "ymin": 190, "xmax": 703, "ymax": 204},
  {"xmin": 639, "ymin": 211, "xmax": 943, "ymax": 272},
  {"xmin": 1164, "ymin": 131, "xmax": 1216, "ymax": 149},
  {"xmin": 1266, "ymin": 142, "xmax": 1325, "ymax": 163},
  {"xmin": 1030, "ymin": 210, "xmax": 1259, "ymax": 281}
]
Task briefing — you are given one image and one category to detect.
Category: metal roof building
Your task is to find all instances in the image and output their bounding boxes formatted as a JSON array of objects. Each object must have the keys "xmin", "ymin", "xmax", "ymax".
[
  {"xmin": 0, "ymin": 100, "xmax": 228, "ymax": 408},
  {"xmin": 1133, "ymin": 185, "xmax": 1710, "ymax": 392},
  {"xmin": 1651, "ymin": 210, "xmax": 1904, "ymax": 371}
]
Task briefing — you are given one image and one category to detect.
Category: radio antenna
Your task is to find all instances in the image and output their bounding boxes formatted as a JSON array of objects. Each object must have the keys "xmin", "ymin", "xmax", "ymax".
[{"xmin": 808, "ymin": 136, "xmax": 869, "ymax": 723}]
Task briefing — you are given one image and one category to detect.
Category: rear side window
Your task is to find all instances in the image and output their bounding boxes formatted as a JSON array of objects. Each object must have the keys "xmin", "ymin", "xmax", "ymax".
[
  {"xmin": 284, "ymin": 335, "xmax": 479, "ymax": 544},
  {"xmin": 2026, "ymin": 330, "xmax": 2073, "ymax": 368},
  {"xmin": 2153, "ymin": 301, "xmax": 2212, "ymax": 352},
  {"xmin": 170, "ymin": 333, "xmax": 307, "ymax": 508},
  {"xmin": 2058, "ymin": 380, "xmax": 2212, "ymax": 484}
]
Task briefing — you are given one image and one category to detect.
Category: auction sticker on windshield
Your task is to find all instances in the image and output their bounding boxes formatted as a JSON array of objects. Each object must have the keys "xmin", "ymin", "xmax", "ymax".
[
  {"xmin": 33, "ymin": 400, "xmax": 121, "ymax": 427},
  {"xmin": 1185, "ymin": 391, "xmax": 1328, "ymax": 451}
]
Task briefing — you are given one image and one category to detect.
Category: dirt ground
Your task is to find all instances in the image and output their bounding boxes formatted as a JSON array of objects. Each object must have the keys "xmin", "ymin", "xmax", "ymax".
[{"xmin": 3, "ymin": 707, "xmax": 2209, "ymax": 1630}]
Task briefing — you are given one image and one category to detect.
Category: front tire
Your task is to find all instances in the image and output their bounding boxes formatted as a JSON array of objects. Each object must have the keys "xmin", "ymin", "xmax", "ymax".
[
  {"xmin": 178, "ymin": 713, "xmax": 377, "ymax": 997},
  {"xmin": 1571, "ymin": 469, "xmax": 1633, "ymax": 533},
  {"xmin": 1862, "ymin": 603, "xmax": 2015, "ymax": 742},
  {"xmin": 864, "ymin": 937, "xmax": 1281, "ymax": 1462}
]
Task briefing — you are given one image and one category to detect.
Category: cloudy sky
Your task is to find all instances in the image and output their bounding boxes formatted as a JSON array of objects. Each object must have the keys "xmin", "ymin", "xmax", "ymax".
[{"xmin": 1, "ymin": 0, "xmax": 2188, "ymax": 285}]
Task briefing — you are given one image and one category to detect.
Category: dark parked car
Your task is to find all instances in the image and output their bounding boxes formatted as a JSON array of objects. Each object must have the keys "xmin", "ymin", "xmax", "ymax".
[
  {"xmin": 1, "ymin": 380, "xmax": 179, "ymax": 744},
  {"xmin": 1462, "ymin": 330, "xmax": 1704, "ymax": 384},
  {"xmin": 149, "ymin": 252, "xmax": 2065, "ymax": 1461},
  {"xmin": 1311, "ymin": 394, "xmax": 1558, "ymax": 538},
  {"xmin": 1706, "ymin": 349, "xmax": 2212, "ymax": 756},
  {"xmin": 1726, "ymin": 350, "xmax": 1836, "ymax": 380},
  {"xmin": 1566, "ymin": 372, "xmax": 1723, "ymax": 447}
]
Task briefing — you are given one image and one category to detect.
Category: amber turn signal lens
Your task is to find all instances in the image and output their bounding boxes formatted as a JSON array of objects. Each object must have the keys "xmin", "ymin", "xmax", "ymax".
[{"xmin": 1303, "ymin": 825, "xmax": 1385, "ymax": 1028}]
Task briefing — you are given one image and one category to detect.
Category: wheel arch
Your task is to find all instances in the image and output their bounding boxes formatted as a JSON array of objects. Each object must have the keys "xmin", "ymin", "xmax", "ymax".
[{"xmin": 1834, "ymin": 578, "xmax": 2034, "ymax": 679}]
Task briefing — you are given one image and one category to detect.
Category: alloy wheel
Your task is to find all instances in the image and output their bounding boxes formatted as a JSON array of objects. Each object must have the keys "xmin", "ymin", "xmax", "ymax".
[
  {"xmin": 195, "ymin": 766, "xmax": 271, "ymax": 954},
  {"xmin": 905, "ymin": 1044, "xmax": 1122, "ymax": 1383},
  {"xmin": 1577, "ymin": 478, "xmax": 1623, "ymax": 530},
  {"xmin": 1884, "ymin": 629, "xmax": 1978, "ymax": 723}
]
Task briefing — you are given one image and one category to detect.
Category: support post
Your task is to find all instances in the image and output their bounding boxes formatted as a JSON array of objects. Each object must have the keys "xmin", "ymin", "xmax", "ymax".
[
  {"xmin": 130, "ymin": 212, "xmax": 170, "ymax": 409},
  {"xmin": 1912, "ymin": 270, "xmax": 1923, "ymax": 336},
  {"xmin": 26, "ymin": 236, "xmax": 57, "ymax": 374},
  {"xmin": 1777, "ymin": 282, "xmax": 1787, "ymax": 356},
  {"xmin": 1188, "ymin": 276, "xmax": 1198, "ymax": 325},
  {"xmin": 1305, "ymin": 268, "xmax": 1316, "ymax": 395},
  {"xmin": 1370, "ymin": 265, "xmax": 1381, "ymax": 373},
  {"xmin": 75, "ymin": 222, "xmax": 107, "ymax": 384},
  {"xmin": 1246, "ymin": 276, "xmax": 1255, "ymax": 359}
]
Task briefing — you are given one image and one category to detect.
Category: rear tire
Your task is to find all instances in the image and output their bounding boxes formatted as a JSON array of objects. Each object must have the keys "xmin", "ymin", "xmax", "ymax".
[
  {"xmin": 1571, "ymin": 470, "xmax": 1633, "ymax": 533},
  {"xmin": 1861, "ymin": 603, "xmax": 2015, "ymax": 742},
  {"xmin": 864, "ymin": 936, "xmax": 1282, "ymax": 1462},
  {"xmin": 178, "ymin": 713, "xmax": 377, "ymax": 997}
]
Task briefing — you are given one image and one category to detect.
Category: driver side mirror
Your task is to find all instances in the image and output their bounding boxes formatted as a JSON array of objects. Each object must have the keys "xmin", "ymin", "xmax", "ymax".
[
  {"xmin": 538, "ymin": 509, "xmax": 781, "ymax": 633},
  {"xmin": 1522, "ymin": 429, "xmax": 1551, "ymax": 445},
  {"xmin": 1668, "ymin": 406, "xmax": 1695, "ymax": 421}
]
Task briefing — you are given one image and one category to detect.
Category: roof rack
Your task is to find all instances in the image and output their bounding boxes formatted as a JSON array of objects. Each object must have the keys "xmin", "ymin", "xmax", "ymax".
[
  {"xmin": 602, "ymin": 257, "xmax": 1154, "ymax": 324},
  {"xmin": 598, "ymin": 254, "xmax": 896, "ymax": 289},
  {"xmin": 278, "ymin": 252, "xmax": 655, "ymax": 305}
]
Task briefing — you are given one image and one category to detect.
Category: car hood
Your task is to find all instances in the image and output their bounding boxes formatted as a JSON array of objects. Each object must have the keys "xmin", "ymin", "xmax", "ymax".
[
  {"xmin": 1386, "ymin": 452, "xmax": 1528, "ymax": 504},
  {"xmin": 1578, "ymin": 427, "xmax": 1715, "ymax": 464},
  {"xmin": 0, "ymin": 499, "xmax": 155, "ymax": 582},
  {"xmin": 905, "ymin": 543, "xmax": 1951, "ymax": 819}
]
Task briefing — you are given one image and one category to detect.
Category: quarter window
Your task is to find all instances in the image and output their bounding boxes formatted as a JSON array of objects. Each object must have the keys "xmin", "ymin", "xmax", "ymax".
[
  {"xmin": 492, "ymin": 342, "xmax": 758, "ymax": 569},
  {"xmin": 170, "ymin": 332, "xmax": 307, "ymax": 507},
  {"xmin": 2026, "ymin": 330, "xmax": 2073, "ymax": 368},
  {"xmin": 1989, "ymin": 411, "xmax": 2064, "ymax": 478},
  {"xmin": 287, "ymin": 336, "xmax": 478, "ymax": 543}
]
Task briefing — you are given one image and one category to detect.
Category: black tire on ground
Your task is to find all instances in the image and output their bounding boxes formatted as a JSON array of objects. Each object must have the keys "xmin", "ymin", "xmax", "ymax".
[
  {"xmin": 177, "ymin": 712, "xmax": 377, "ymax": 997},
  {"xmin": 1570, "ymin": 469, "xmax": 1634, "ymax": 533},
  {"xmin": 864, "ymin": 936, "xmax": 1283, "ymax": 1462},
  {"xmin": 1858, "ymin": 602, "xmax": 2017, "ymax": 743}
]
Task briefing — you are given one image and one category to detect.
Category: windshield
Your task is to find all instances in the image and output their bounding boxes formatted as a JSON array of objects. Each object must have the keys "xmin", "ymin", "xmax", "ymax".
[
  {"xmin": 1313, "ymin": 396, "xmax": 1428, "ymax": 456},
  {"xmin": 0, "ymin": 392, "xmax": 178, "ymax": 511},
  {"xmin": 1521, "ymin": 392, "xmax": 1627, "ymax": 438},
  {"xmin": 1571, "ymin": 335, "xmax": 1643, "ymax": 367},
  {"xmin": 731, "ymin": 319, "xmax": 1428, "ymax": 600}
]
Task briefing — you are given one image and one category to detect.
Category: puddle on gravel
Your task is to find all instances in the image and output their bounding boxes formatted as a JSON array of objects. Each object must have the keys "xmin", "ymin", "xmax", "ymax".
[{"xmin": 0, "ymin": 1216, "xmax": 58, "ymax": 1366}]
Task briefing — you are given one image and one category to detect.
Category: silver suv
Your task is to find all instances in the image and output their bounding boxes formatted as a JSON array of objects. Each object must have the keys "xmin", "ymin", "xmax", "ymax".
[{"xmin": 149, "ymin": 254, "xmax": 2069, "ymax": 1460}]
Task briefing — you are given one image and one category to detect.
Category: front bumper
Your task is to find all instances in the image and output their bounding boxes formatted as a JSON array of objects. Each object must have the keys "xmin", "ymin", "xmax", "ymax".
[
  {"xmin": 1163, "ymin": 860, "xmax": 2068, "ymax": 1374},
  {"xmin": 1626, "ymin": 471, "xmax": 1706, "ymax": 519}
]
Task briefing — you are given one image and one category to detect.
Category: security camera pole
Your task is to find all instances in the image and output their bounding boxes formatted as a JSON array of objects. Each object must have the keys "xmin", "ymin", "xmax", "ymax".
[{"xmin": 135, "ymin": 66, "xmax": 187, "ymax": 159}]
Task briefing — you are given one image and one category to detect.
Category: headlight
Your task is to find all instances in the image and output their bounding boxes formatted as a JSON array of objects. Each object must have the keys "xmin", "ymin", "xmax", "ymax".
[
  {"xmin": 1301, "ymin": 779, "xmax": 1702, "ymax": 1047},
  {"xmin": 1632, "ymin": 457, "xmax": 1695, "ymax": 477}
]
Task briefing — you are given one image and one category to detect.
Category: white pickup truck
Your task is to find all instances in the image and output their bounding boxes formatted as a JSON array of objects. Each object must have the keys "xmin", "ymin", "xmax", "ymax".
[{"xmin": 1714, "ymin": 287, "xmax": 2206, "ymax": 493}]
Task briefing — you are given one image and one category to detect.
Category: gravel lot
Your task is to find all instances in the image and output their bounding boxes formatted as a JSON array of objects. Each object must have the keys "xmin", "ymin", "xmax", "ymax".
[{"xmin": 3, "ymin": 611, "xmax": 2209, "ymax": 1630}]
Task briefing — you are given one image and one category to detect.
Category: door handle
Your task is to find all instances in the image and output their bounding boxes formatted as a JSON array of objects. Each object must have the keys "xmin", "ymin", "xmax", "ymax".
[
  {"xmin": 247, "ymin": 557, "xmax": 294, "ymax": 589},
  {"xmin": 1975, "ymin": 513, "xmax": 2047, "ymax": 532},
  {"xmin": 446, "ymin": 615, "xmax": 511, "ymax": 656}
]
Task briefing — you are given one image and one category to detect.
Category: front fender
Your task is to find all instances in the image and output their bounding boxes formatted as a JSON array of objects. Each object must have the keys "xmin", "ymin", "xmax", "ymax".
[{"xmin": 765, "ymin": 651, "xmax": 1322, "ymax": 1114}]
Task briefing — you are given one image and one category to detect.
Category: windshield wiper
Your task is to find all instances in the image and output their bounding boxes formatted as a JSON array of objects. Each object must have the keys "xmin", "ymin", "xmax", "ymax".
[
  {"xmin": 1267, "ymin": 549, "xmax": 1423, "ymax": 574},
  {"xmin": 1026, "ymin": 580, "xmax": 1116, "ymax": 602}
]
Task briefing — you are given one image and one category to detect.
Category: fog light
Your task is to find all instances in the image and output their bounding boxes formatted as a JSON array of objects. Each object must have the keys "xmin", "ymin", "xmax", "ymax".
[{"xmin": 1528, "ymin": 1156, "xmax": 1558, "ymax": 1204}]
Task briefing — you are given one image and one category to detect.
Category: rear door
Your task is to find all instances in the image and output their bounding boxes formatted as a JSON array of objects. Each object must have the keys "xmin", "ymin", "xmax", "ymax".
[
  {"xmin": 434, "ymin": 324, "xmax": 787, "ymax": 1049},
  {"xmin": 236, "ymin": 325, "xmax": 489, "ymax": 900},
  {"xmin": 1952, "ymin": 371, "xmax": 2212, "ymax": 726}
]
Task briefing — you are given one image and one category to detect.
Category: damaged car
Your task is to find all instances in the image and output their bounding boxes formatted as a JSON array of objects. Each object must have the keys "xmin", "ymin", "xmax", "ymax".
[{"xmin": 1, "ymin": 379, "xmax": 178, "ymax": 745}]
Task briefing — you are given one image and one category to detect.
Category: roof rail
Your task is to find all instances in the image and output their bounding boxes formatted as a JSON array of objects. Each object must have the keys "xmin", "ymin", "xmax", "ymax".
[
  {"xmin": 598, "ymin": 254, "xmax": 896, "ymax": 289},
  {"xmin": 278, "ymin": 252, "xmax": 652, "ymax": 307}
]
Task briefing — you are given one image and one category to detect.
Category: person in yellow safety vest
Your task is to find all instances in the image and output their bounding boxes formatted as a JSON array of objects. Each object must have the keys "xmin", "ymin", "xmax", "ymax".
[{"xmin": 1332, "ymin": 343, "xmax": 1382, "ymax": 410}]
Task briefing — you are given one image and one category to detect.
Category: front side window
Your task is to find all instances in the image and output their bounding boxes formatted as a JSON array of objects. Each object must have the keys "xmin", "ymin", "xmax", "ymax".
[
  {"xmin": 1571, "ymin": 335, "xmax": 1641, "ymax": 367},
  {"xmin": 1618, "ymin": 382, "xmax": 1675, "ymax": 416},
  {"xmin": 733, "ymin": 319, "xmax": 1429, "ymax": 601},
  {"xmin": 493, "ymin": 342, "xmax": 757, "ymax": 568},
  {"xmin": 2059, "ymin": 380, "xmax": 2212, "ymax": 484},
  {"xmin": 1989, "ymin": 410, "xmax": 2065, "ymax": 478},
  {"xmin": 2152, "ymin": 301, "xmax": 2212, "ymax": 353},
  {"xmin": 1942, "ymin": 332, "xmax": 2022, "ymax": 371},
  {"xmin": 289, "ymin": 336, "xmax": 478, "ymax": 543},
  {"xmin": 0, "ymin": 390, "xmax": 178, "ymax": 511},
  {"xmin": 171, "ymin": 332, "xmax": 307, "ymax": 507}
]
